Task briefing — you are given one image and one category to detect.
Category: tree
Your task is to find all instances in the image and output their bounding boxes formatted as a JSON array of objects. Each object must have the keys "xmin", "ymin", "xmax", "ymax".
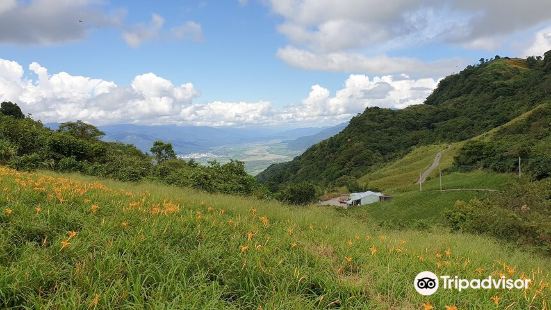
[
  {"xmin": 58, "ymin": 121, "xmax": 104, "ymax": 140},
  {"xmin": 543, "ymin": 50, "xmax": 551, "ymax": 72},
  {"xmin": 0, "ymin": 101, "xmax": 25, "ymax": 119},
  {"xmin": 150, "ymin": 140, "xmax": 177, "ymax": 163},
  {"xmin": 526, "ymin": 56, "xmax": 538, "ymax": 68},
  {"xmin": 278, "ymin": 182, "xmax": 317, "ymax": 205}
]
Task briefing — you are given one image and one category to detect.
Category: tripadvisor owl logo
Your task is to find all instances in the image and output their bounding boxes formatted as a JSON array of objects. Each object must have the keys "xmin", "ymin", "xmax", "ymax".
[
  {"xmin": 413, "ymin": 271, "xmax": 531, "ymax": 296},
  {"xmin": 414, "ymin": 271, "xmax": 439, "ymax": 296}
]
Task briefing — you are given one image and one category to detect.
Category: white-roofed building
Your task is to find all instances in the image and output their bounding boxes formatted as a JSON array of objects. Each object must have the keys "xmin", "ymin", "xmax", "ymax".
[{"xmin": 346, "ymin": 191, "xmax": 389, "ymax": 206}]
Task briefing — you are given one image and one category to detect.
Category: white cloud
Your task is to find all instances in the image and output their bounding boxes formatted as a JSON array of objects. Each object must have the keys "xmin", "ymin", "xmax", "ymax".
[
  {"xmin": 523, "ymin": 27, "xmax": 551, "ymax": 57},
  {"xmin": 0, "ymin": 0, "xmax": 16, "ymax": 14},
  {"xmin": 267, "ymin": 0, "xmax": 551, "ymax": 75},
  {"xmin": 123, "ymin": 14, "xmax": 204, "ymax": 47},
  {"xmin": 123, "ymin": 13, "xmax": 165, "ymax": 47},
  {"xmin": 0, "ymin": 0, "xmax": 122, "ymax": 45},
  {"xmin": 279, "ymin": 74, "xmax": 438, "ymax": 124},
  {"xmin": 277, "ymin": 46, "xmax": 462, "ymax": 77},
  {"xmin": 0, "ymin": 58, "xmax": 438, "ymax": 126},
  {"xmin": 171, "ymin": 21, "xmax": 203, "ymax": 42},
  {"xmin": 269, "ymin": 0, "xmax": 551, "ymax": 51}
]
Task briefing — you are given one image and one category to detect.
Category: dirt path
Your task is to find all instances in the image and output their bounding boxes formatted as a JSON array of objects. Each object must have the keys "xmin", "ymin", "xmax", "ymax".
[{"xmin": 417, "ymin": 151, "xmax": 442, "ymax": 184}]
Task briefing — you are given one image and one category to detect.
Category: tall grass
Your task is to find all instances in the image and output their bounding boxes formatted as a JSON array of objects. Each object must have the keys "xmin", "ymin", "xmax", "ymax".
[{"xmin": 0, "ymin": 167, "xmax": 549, "ymax": 308}]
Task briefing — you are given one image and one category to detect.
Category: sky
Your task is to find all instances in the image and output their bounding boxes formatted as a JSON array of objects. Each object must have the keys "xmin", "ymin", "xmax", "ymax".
[{"xmin": 0, "ymin": 0, "xmax": 551, "ymax": 127}]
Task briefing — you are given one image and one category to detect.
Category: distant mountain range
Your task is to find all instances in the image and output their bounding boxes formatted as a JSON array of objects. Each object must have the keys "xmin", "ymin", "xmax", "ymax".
[
  {"xmin": 45, "ymin": 123, "xmax": 343, "ymax": 154},
  {"xmin": 284, "ymin": 123, "xmax": 347, "ymax": 151}
]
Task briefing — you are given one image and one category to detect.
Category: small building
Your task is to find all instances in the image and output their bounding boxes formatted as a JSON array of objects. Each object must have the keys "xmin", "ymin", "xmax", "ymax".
[{"xmin": 346, "ymin": 191, "xmax": 390, "ymax": 206}]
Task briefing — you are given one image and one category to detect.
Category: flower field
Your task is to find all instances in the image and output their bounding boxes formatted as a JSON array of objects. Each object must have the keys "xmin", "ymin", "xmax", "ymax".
[{"xmin": 0, "ymin": 167, "xmax": 549, "ymax": 309}]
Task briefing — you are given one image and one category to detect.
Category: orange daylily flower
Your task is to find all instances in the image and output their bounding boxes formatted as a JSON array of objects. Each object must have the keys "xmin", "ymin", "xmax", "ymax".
[
  {"xmin": 370, "ymin": 245, "xmax": 378, "ymax": 255},
  {"xmin": 60, "ymin": 239, "xmax": 71, "ymax": 250},
  {"xmin": 422, "ymin": 302, "xmax": 433, "ymax": 310}
]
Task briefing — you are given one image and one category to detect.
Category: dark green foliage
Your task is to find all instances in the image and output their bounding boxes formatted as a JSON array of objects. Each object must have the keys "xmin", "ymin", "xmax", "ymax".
[
  {"xmin": 0, "ymin": 101, "xmax": 24, "ymax": 119},
  {"xmin": 152, "ymin": 159, "xmax": 260, "ymax": 195},
  {"xmin": 445, "ymin": 179, "xmax": 551, "ymax": 253},
  {"xmin": 57, "ymin": 120, "xmax": 105, "ymax": 140},
  {"xmin": 258, "ymin": 55, "xmax": 551, "ymax": 189},
  {"xmin": 277, "ymin": 182, "xmax": 318, "ymax": 205},
  {"xmin": 454, "ymin": 103, "xmax": 551, "ymax": 179},
  {"xmin": 544, "ymin": 50, "xmax": 551, "ymax": 72},
  {"xmin": 8, "ymin": 153, "xmax": 43, "ymax": 171},
  {"xmin": 56, "ymin": 156, "xmax": 83, "ymax": 172},
  {"xmin": 0, "ymin": 139, "xmax": 17, "ymax": 164},
  {"xmin": 150, "ymin": 140, "xmax": 177, "ymax": 163}
]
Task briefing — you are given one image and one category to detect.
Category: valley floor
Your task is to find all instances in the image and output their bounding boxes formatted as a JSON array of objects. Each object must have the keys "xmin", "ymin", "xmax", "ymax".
[{"xmin": 0, "ymin": 167, "xmax": 549, "ymax": 309}]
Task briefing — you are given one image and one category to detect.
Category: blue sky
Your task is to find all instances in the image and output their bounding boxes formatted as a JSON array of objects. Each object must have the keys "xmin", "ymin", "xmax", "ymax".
[{"xmin": 0, "ymin": 0, "xmax": 550, "ymax": 127}]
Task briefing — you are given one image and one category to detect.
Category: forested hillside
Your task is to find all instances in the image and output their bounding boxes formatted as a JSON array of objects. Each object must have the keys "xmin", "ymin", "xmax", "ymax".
[{"xmin": 257, "ymin": 52, "xmax": 551, "ymax": 190}]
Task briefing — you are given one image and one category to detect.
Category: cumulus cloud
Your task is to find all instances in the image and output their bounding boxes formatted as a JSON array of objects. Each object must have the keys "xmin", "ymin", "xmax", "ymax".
[
  {"xmin": 523, "ymin": 27, "xmax": 551, "ymax": 57},
  {"xmin": 0, "ymin": 59, "xmax": 438, "ymax": 126},
  {"xmin": 0, "ymin": 0, "xmax": 122, "ymax": 45},
  {"xmin": 171, "ymin": 21, "xmax": 203, "ymax": 42},
  {"xmin": 123, "ymin": 14, "xmax": 204, "ymax": 47},
  {"xmin": 267, "ymin": 0, "xmax": 551, "ymax": 75},
  {"xmin": 279, "ymin": 74, "xmax": 438, "ymax": 124},
  {"xmin": 123, "ymin": 14, "xmax": 165, "ymax": 47},
  {"xmin": 269, "ymin": 0, "xmax": 551, "ymax": 51},
  {"xmin": 277, "ymin": 46, "xmax": 462, "ymax": 77}
]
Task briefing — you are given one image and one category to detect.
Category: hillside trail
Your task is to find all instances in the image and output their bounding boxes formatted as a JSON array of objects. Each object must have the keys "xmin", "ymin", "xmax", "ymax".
[{"xmin": 417, "ymin": 149, "xmax": 444, "ymax": 184}]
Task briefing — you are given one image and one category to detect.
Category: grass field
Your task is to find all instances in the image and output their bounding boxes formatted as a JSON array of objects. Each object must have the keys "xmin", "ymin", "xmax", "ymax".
[
  {"xmin": 360, "ymin": 143, "xmax": 464, "ymax": 193},
  {"xmin": 1, "ymin": 166, "xmax": 549, "ymax": 308}
]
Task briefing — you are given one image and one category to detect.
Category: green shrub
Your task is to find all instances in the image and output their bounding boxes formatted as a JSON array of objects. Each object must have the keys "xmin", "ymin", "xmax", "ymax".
[
  {"xmin": 56, "ymin": 156, "xmax": 84, "ymax": 172},
  {"xmin": 0, "ymin": 139, "xmax": 17, "ymax": 164},
  {"xmin": 445, "ymin": 179, "xmax": 551, "ymax": 253},
  {"xmin": 8, "ymin": 153, "xmax": 43, "ymax": 171},
  {"xmin": 278, "ymin": 182, "xmax": 318, "ymax": 205}
]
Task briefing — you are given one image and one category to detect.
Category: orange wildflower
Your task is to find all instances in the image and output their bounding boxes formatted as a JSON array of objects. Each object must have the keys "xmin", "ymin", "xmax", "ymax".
[
  {"xmin": 423, "ymin": 302, "xmax": 433, "ymax": 310},
  {"xmin": 67, "ymin": 231, "xmax": 78, "ymax": 239},
  {"xmin": 90, "ymin": 293, "xmax": 100, "ymax": 307},
  {"xmin": 370, "ymin": 245, "xmax": 378, "ymax": 255},
  {"xmin": 90, "ymin": 204, "xmax": 99, "ymax": 214},
  {"xmin": 4, "ymin": 208, "xmax": 13, "ymax": 216},
  {"xmin": 490, "ymin": 295, "xmax": 500, "ymax": 305},
  {"xmin": 259, "ymin": 216, "xmax": 269, "ymax": 227},
  {"xmin": 240, "ymin": 245, "xmax": 249, "ymax": 253},
  {"xmin": 60, "ymin": 239, "xmax": 71, "ymax": 250},
  {"xmin": 445, "ymin": 306, "xmax": 458, "ymax": 310},
  {"xmin": 35, "ymin": 207, "xmax": 42, "ymax": 214},
  {"xmin": 247, "ymin": 231, "xmax": 255, "ymax": 241}
]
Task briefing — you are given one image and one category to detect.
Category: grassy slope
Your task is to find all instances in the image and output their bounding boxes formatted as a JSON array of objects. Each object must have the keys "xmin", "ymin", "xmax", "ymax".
[
  {"xmin": 359, "ymin": 143, "xmax": 464, "ymax": 193},
  {"xmin": 351, "ymin": 104, "xmax": 547, "ymax": 227},
  {"xmin": 1, "ymin": 167, "xmax": 549, "ymax": 309}
]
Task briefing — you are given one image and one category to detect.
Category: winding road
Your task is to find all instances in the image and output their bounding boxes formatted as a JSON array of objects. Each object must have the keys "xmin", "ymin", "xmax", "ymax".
[{"xmin": 417, "ymin": 151, "xmax": 442, "ymax": 184}]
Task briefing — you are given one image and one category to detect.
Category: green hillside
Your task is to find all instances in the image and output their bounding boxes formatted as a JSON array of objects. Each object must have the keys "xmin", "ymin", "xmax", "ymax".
[
  {"xmin": 1, "ymin": 167, "xmax": 549, "ymax": 308},
  {"xmin": 257, "ymin": 53, "xmax": 551, "ymax": 190}
]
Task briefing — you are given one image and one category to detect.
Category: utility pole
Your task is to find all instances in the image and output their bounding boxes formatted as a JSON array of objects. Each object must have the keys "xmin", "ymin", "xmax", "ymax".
[
  {"xmin": 439, "ymin": 169, "xmax": 442, "ymax": 191},
  {"xmin": 518, "ymin": 156, "xmax": 521, "ymax": 178}
]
